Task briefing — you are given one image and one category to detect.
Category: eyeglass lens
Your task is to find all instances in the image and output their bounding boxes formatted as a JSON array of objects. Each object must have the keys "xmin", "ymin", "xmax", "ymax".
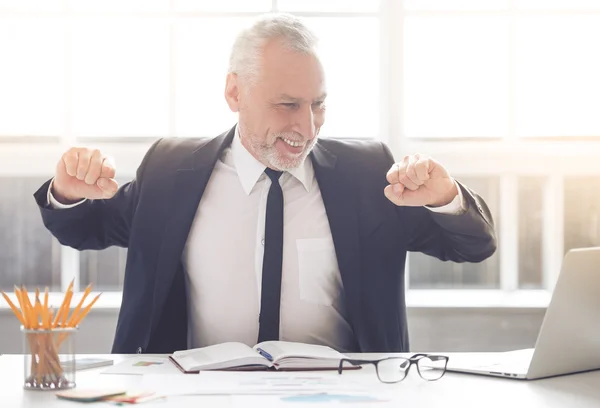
[
  {"xmin": 376, "ymin": 358, "xmax": 411, "ymax": 383},
  {"xmin": 416, "ymin": 356, "xmax": 447, "ymax": 380}
]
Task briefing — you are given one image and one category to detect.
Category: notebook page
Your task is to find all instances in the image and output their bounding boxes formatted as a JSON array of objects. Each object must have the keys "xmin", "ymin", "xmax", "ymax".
[
  {"xmin": 254, "ymin": 341, "xmax": 346, "ymax": 363},
  {"xmin": 174, "ymin": 342, "xmax": 268, "ymax": 371}
]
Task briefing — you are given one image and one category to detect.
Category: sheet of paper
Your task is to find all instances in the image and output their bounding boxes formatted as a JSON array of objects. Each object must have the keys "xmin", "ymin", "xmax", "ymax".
[
  {"xmin": 231, "ymin": 394, "xmax": 398, "ymax": 407},
  {"xmin": 101, "ymin": 356, "xmax": 182, "ymax": 375},
  {"xmin": 139, "ymin": 371, "xmax": 368, "ymax": 396}
]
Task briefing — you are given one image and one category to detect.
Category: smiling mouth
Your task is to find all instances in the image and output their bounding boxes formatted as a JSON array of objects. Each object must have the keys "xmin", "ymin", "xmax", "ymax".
[{"xmin": 280, "ymin": 137, "xmax": 305, "ymax": 148}]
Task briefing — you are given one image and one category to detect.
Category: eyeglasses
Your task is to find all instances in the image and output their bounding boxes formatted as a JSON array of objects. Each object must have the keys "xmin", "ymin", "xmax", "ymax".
[{"xmin": 338, "ymin": 354, "xmax": 449, "ymax": 383}]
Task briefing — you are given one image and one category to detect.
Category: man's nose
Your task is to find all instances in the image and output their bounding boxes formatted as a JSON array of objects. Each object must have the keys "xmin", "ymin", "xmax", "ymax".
[{"xmin": 294, "ymin": 106, "xmax": 316, "ymax": 140}]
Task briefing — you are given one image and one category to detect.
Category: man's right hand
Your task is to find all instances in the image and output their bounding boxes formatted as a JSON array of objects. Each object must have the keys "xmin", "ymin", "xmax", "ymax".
[{"xmin": 52, "ymin": 147, "xmax": 119, "ymax": 204}]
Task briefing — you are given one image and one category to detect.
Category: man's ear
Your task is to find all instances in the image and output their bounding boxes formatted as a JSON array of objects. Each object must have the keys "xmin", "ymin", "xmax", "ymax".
[{"xmin": 224, "ymin": 72, "xmax": 240, "ymax": 112}]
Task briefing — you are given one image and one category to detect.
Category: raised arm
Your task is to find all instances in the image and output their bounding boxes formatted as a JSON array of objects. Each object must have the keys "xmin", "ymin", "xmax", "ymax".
[
  {"xmin": 381, "ymin": 143, "xmax": 497, "ymax": 263},
  {"xmin": 33, "ymin": 139, "xmax": 161, "ymax": 251}
]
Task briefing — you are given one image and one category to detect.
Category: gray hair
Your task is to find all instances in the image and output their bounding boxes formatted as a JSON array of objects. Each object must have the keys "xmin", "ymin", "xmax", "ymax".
[{"xmin": 228, "ymin": 13, "xmax": 319, "ymax": 82}]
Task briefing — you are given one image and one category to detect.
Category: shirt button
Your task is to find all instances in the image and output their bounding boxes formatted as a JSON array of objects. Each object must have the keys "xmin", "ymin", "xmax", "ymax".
[
  {"xmin": 261, "ymin": 238, "xmax": 265, "ymax": 246},
  {"xmin": 136, "ymin": 346, "xmax": 143, "ymax": 354}
]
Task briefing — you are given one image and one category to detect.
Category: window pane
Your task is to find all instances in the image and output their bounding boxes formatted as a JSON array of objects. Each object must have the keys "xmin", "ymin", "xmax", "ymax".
[
  {"xmin": 515, "ymin": 16, "xmax": 600, "ymax": 137},
  {"xmin": 174, "ymin": 0, "xmax": 270, "ymax": 12},
  {"xmin": 0, "ymin": 177, "xmax": 61, "ymax": 292},
  {"xmin": 69, "ymin": 0, "xmax": 169, "ymax": 12},
  {"xmin": 71, "ymin": 18, "xmax": 170, "ymax": 137},
  {"xmin": 518, "ymin": 177, "xmax": 543, "ymax": 289},
  {"xmin": 516, "ymin": 0, "xmax": 600, "ymax": 10},
  {"xmin": 0, "ymin": 0, "xmax": 63, "ymax": 12},
  {"xmin": 564, "ymin": 177, "xmax": 600, "ymax": 254},
  {"xmin": 409, "ymin": 176, "xmax": 500, "ymax": 289},
  {"xmin": 404, "ymin": 17, "xmax": 509, "ymax": 138},
  {"xmin": 404, "ymin": 0, "xmax": 508, "ymax": 11},
  {"xmin": 80, "ymin": 247, "xmax": 127, "ymax": 292},
  {"xmin": 304, "ymin": 17, "xmax": 379, "ymax": 138},
  {"xmin": 175, "ymin": 18, "xmax": 250, "ymax": 137},
  {"xmin": 0, "ymin": 18, "xmax": 65, "ymax": 136},
  {"xmin": 278, "ymin": 0, "xmax": 379, "ymax": 12}
]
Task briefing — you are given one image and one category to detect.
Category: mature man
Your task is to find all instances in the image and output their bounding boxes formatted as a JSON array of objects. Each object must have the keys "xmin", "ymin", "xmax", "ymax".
[{"xmin": 34, "ymin": 14, "xmax": 496, "ymax": 354}]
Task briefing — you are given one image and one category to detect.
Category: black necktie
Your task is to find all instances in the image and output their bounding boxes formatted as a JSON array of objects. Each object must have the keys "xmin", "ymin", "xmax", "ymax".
[{"xmin": 258, "ymin": 168, "xmax": 284, "ymax": 342}]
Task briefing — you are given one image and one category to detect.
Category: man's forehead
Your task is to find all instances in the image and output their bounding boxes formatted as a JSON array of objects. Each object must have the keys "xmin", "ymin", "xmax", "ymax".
[{"xmin": 278, "ymin": 92, "xmax": 327, "ymax": 101}]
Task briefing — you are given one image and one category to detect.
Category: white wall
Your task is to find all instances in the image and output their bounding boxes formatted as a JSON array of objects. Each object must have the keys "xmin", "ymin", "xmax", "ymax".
[{"xmin": 0, "ymin": 308, "xmax": 544, "ymax": 354}]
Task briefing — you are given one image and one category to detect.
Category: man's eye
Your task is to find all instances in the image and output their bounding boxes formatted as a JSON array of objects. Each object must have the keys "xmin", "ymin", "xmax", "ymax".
[
  {"xmin": 312, "ymin": 101, "xmax": 326, "ymax": 110},
  {"xmin": 281, "ymin": 103, "xmax": 299, "ymax": 109}
]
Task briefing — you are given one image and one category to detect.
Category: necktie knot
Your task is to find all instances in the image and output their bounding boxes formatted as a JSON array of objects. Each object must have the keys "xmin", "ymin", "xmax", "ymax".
[{"xmin": 264, "ymin": 168, "xmax": 283, "ymax": 183}]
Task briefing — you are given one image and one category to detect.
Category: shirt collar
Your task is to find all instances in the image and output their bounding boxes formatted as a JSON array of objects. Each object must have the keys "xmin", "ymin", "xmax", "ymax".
[{"xmin": 231, "ymin": 125, "xmax": 314, "ymax": 195}]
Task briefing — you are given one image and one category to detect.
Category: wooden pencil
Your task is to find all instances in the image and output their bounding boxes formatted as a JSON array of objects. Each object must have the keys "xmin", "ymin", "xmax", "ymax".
[
  {"xmin": 60, "ymin": 290, "xmax": 73, "ymax": 328},
  {"xmin": 71, "ymin": 293, "xmax": 102, "ymax": 327},
  {"xmin": 21, "ymin": 287, "xmax": 35, "ymax": 329},
  {"xmin": 1, "ymin": 291, "xmax": 26, "ymax": 326},
  {"xmin": 66, "ymin": 284, "xmax": 92, "ymax": 327},
  {"xmin": 52, "ymin": 280, "xmax": 74, "ymax": 328}
]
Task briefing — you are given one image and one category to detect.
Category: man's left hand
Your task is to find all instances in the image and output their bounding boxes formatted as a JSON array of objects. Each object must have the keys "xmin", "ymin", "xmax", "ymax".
[{"xmin": 384, "ymin": 154, "xmax": 458, "ymax": 207}]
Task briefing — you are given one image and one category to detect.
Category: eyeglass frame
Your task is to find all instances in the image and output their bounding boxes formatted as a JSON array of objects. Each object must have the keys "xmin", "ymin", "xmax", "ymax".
[{"xmin": 337, "ymin": 353, "xmax": 450, "ymax": 383}]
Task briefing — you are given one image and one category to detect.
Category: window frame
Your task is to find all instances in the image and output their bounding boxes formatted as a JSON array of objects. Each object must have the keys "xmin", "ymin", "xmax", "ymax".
[{"xmin": 2, "ymin": 0, "xmax": 599, "ymax": 308}]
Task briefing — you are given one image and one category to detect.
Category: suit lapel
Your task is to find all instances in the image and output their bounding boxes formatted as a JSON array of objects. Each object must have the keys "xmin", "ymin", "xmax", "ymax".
[
  {"xmin": 310, "ymin": 142, "xmax": 362, "ymax": 332},
  {"xmin": 150, "ymin": 127, "xmax": 236, "ymax": 334}
]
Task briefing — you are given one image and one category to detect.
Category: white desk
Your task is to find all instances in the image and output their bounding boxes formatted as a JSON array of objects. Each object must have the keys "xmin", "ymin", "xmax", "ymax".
[{"xmin": 1, "ymin": 353, "xmax": 600, "ymax": 407}]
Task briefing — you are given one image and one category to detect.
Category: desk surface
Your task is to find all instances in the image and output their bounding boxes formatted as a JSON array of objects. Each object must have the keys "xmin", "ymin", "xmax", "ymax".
[{"xmin": 1, "ymin": 353, "xmax": 600, "ymax": 407}]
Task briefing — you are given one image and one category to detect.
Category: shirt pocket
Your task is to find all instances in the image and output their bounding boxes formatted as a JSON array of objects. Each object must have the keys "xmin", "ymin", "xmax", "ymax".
[{"xmin": 296, "ymin": 237, "xmax": 341, "ymax": 306}]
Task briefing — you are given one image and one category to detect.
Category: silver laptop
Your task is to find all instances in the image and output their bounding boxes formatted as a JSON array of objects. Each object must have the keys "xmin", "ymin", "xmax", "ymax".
[{"xmin": 446, "ymin": 247, "xmax": 600, "ymax": 380}]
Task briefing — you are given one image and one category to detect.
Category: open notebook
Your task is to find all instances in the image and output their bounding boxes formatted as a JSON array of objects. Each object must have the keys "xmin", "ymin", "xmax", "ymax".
[{"xmin": 169, "ymin": 341, "xmax": 353, "ymax": 373}]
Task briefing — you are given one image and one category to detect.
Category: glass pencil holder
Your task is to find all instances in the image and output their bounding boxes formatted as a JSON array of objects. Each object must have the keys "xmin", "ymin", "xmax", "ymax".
[{"xmin": 21, "ymin": 326, "xmax": 77, "ymax": 391}]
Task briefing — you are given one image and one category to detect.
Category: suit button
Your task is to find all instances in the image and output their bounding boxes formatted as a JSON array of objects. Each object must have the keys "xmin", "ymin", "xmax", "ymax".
[{"xmin": 136, "ymin": 346, "xmax": 143, "ymax": 354}]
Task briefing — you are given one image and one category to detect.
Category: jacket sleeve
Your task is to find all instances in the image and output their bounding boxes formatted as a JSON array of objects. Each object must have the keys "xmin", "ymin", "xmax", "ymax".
[
  {"xmin": 381, "ymin": 143, "xmax": 497, "ymax": 263},
  {"xmin": 33, "ymin": 139, "xmax": 162, "ymax": 251}
]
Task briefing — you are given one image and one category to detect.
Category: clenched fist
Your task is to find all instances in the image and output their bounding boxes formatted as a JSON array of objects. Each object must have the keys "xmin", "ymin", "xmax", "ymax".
[
  {"xmin": 384, "ymin": 154, "xmax": 458, "ymax": 207},
  {"xmin": 52, "ymin": 147, "xmax": 118, "ymax": 204}
]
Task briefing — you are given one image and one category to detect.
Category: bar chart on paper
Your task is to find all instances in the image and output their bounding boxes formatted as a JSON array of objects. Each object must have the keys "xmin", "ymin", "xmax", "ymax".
[{"xmin": 101, "ymin": 357, "xmax": 181, "ymax": 375}]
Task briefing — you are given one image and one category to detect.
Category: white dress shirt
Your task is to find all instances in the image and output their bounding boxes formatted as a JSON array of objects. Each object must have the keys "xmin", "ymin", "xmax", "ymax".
[
  {"xmin": 181, "ymin": 130, "xmax": 359, "ymax": 351},
  {"xmin": 47, "ymin": 129, "xmax": 465, "ymax": 351}
]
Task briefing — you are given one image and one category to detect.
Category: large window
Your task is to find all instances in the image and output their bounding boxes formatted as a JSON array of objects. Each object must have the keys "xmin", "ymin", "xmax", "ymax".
[
  {"xmin": 1, "ymin": 0, "xmax": 599, "ymax": 306},
  {"xmin": 400, "ymin": 0, "xmax": 600, "ymax": 302}
]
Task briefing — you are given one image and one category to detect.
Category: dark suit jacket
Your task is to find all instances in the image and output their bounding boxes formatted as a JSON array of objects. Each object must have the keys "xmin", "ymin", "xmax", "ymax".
[{"xmin": 34, "ymin": 126, "xmax": 496, "ymax": 354}]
